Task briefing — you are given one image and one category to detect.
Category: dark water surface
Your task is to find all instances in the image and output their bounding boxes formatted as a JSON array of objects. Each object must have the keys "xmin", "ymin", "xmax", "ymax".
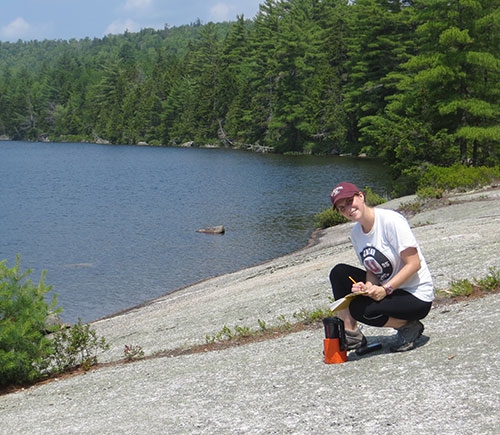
[{"xmin": 1, "ymin": 141, "xmax": 391, "ymax": 323}]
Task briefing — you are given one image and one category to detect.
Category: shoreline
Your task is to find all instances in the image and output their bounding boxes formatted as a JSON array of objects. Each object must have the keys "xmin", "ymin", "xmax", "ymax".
[
  {"xmin": 2, "ymin": 186, "xmax": 500, "ymax": 434},
  {"xmin": 92, "ymin": 224, "xmax": 328, "ymax": 324},
  {"xmin": 91, "ymin": 186, "xmax": 498, "ymax": 330},
  {"xmin": 89, "ymin": 186, "xmax": 500, "ymax": 362},
  {"xmin": 85, "ymin": 187, "xmax": 450, "ymax": 326}
]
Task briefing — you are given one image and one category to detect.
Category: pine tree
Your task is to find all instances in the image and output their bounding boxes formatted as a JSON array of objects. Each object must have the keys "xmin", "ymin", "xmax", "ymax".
[
  {"xmin": 219, "ymin": 15, "xmax": 252, "ymax": 144},
  {"xmin": 343, "ymin": 0, "xmax": 415, "ymax": 154},
  {"xmin": 384, "ymin": 0, "xmax": 500, "ymax": 168}
]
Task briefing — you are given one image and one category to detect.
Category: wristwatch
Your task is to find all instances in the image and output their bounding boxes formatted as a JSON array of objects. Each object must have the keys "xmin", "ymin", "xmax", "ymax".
[{"xmin": 382, "ymin": 283, "xmax": 394, "ymax": 295}]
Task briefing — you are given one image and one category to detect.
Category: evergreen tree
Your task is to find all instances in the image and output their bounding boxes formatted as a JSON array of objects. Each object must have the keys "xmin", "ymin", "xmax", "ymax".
[
  {"xmin": 244, "ymin": 0, "xmax": 285, "ymax": 145},
  {"xmin": 304, "ymin": 0, "xmax": 350, "ymax": 154},
  {"xmin": 92, "ymin": 59, "xmax": 127, "ymax": 142},
  {"xmin": 0, "ymin": 1, "xmax": 499, "ymax": 168},
  {"xmin": 268, "ymin": 0, "xmax": 327, "ymax": 153},
  {"xmin": 150, "ymin": 49, "xmax": 183, "ymax": 144},
  {"xmin": 0, "ymin": 66, "xmax": 15, "ymax": 137},
  {"xmin": 188, "ymin": 22, "xmax": 223, "ymax": 141},
  {"xmin": 219, "ymin": 15, "xmax": 252, "ymax": 144},
  {"xmin": 380, "ymin": 0, "xmax": 500, "ymax": 171},
  {"xmin": 10, "ymin": 67, "xmax": 38, "ymax": 140},
  {"xmin": 343, "ymin": 0, "xmax": 415, "ymax": 154},
  {"xmin": 163, "ymin": 75, "xmax": 198, "ymax": 143}
]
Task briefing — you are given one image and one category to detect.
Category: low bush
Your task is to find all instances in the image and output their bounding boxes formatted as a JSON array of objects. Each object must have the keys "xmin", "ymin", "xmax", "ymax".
[
  {"xmin": 1, "ymin": 256, "xmax": 108, "ymax": 388},
  {"xmin": 436, "ymin": 268, "xmax": 500, "ymax": 298},
  {"xmin": 475, "ymin": 267, "xmax": 500, "ymax": 292},
  {"xmin": 417, "ymin": 164, "xmax": 500, "ymax": 194},
  {"xmin": 124, "ymin": 344, "xmax": 145, "ymax": 362},
  {"xmin": 293, "ymin": 307, "xmax": 332, "ymax": 324},
  {"xmin": 50, "ymin": 319, "xmax": 109, "ymax": 373},
  {"xmin": 314, "ymin": 207, "xmax": 348, "ymax": 229},
  {"xmin": 0, "ymin": 256, "xmax": 58, "ymax": 387}
]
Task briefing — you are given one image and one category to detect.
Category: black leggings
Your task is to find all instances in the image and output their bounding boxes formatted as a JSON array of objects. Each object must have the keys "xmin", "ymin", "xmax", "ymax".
[{"xmin": 329, "ymin": 264, "xmax": 432, "ymax": 327}]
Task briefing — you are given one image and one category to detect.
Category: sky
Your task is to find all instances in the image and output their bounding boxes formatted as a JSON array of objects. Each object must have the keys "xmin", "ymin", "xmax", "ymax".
[{"xmin": 0, "ymin": 0, "xmax": 263, "ymax": 42}]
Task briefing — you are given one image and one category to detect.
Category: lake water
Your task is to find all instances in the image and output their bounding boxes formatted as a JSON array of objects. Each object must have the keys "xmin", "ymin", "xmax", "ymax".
[{"xmin": 1, "ymin": 141, "xmax": 391, "ymax": 323}]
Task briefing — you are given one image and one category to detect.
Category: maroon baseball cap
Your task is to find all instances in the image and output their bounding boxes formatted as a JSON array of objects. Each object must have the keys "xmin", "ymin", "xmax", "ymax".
[{"xmin": 330, "ymin": 182, "xmax": 362, "ymax": 207}]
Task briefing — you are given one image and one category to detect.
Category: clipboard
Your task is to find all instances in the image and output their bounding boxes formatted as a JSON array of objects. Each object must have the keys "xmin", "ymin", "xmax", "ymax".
[{"xmin": 330, "ymin": 292, "xmax": 367, "ymax": 313}]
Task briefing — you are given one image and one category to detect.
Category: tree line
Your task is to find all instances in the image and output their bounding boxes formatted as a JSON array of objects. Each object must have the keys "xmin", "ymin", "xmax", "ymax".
[{"xmin": 1, "ymin": 0, "xmax": 500, "ymax": 182}]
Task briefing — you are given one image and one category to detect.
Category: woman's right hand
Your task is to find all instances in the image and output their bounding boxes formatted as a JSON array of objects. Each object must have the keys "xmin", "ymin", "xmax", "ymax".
[{"xmin": 351, "ymin": 281, "xmax": 367, "ymax": 293}]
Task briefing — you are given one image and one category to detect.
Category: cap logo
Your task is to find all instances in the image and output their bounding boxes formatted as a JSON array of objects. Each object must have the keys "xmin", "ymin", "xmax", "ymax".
[{"xmin": 331, "ymin": 186, "xmax": 344, "ymax": 198}]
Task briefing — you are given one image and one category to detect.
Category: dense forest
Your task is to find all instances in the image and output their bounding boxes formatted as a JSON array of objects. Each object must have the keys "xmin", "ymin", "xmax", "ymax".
[{"xmin": 1, "ymin": 0, "xmax": 500, "ymax": 181}]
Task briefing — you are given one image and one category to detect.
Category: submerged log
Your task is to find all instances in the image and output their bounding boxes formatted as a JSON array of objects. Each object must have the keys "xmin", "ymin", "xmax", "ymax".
[{"xmin": 196, "ymin": 225, "xmax": 225, "ymax": 235}]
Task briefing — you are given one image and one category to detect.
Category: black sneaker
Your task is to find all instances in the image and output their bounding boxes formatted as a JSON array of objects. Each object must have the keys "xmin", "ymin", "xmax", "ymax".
[
  {"xmin": 345, "ymin": 327, "xmax": 367, "ymax": 351},
  {"xmin": 390, "ymin": 320, "xmax": 424, "ymax": 352}
]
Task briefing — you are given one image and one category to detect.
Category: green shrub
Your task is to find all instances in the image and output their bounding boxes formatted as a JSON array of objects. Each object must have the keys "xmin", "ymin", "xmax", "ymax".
[
  {"xmin": 1, "ymin": 256, "xmax": 109, "ymax": 387},
  {"xmin": 437, "ymin": 268, "xmax": 500, "ymax": 299},
  {"xmin": 258, "ymin": 319, "xmax": 268, "ymax": 331},
  {"xmin": 448, "ymin": 279, "xmax": 475, "ymax": 297},
  {"xmin": 314, "ymin": 207, "xmax": 348, "ymax": 229},
  {"xmin": 205, "ymin": 325, "xmax": 235, "ymax": 344},
  {"xmin": 293, "ymin": 307, "xmax": 332, "ymax": 324},
  {"xmin": 474, "ymin": 267, "xmax": 500, "ymax": 292},
  {"xmin": 416, "ymin": 186, "xmax": 445, "ymax": 200},
  {"xmin": 418, "ymin": 164, "xmax": 500, "ymax": 193},
  {"xmin": 50, "ymin": 319, "xmax": 110, "ymax": 373},
  {"xmin": 124, "ymin": 344, "xmax": 145, "ymax": 362},
  {"xmin": 0, "ymin": 256, "xmax": 60, "ymax": 387}
]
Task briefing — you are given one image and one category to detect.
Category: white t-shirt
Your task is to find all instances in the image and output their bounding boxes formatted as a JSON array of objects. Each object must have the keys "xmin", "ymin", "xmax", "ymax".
[{"xmin": 351, "ymin": 208, "xmax": 434, "ymax": 302}]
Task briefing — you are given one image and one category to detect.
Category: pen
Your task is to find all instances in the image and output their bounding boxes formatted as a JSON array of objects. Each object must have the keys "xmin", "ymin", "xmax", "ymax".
[{"xmin": 348, "ymin": 276, "xmax": 357, "ymax": 284}]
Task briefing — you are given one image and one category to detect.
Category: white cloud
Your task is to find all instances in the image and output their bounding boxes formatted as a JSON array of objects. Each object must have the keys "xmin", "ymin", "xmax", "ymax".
[
  {"xmin": 1, "ymin": 17, "xmax": 31, "ymax": 40},
  {"xmin": 209, "ymin": 3, "xmax": 233, "ymax": 22},
  {"xmin": 124, "ymin": 0, "xmax": 153, "ymax": 12},
  {"xmin": 105, "ymin": 19, "xmax": 140, "ymax": 35}
]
